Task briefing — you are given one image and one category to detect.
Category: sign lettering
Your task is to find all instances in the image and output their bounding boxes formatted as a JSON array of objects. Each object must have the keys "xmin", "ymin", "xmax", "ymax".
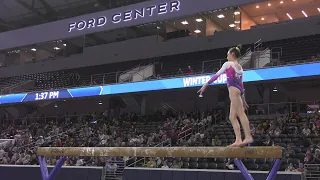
[{"xmin": 68, "ymin": 0, "xmax": 180, "ymax": 32}]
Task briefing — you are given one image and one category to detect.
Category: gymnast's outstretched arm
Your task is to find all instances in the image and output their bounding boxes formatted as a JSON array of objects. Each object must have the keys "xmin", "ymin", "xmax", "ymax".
[{"xmin": 198, "ymin": 62, "xmax": 229, "ymax": 95}]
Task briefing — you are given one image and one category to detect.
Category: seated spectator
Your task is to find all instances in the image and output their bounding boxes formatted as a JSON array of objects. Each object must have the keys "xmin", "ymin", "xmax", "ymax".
[
  {"xmin": 105, "ymin": 159, "xmax": 118, "ymax": 175},
  {"xmin": 225, "ymin": 158, "xmax": 235, "ymax": 170},
  {"xmin": 285, "ymin": 145, "xmax": 295, "ymax": 157},
  {"xmin": 302, "ymin": 126, "xmax": 311, "ymax": 137},
  {"xmin": 263, "ymin": 135, "xmax": 274, "ymax": 146},
  {"xmin": 145, "ymin": 158, "xmax": 156, "ymax": 168},
  {"xmin": 176, "ymin": 68, "xmax": 183, "ymax": 76},
  {"xmin": 295, "ymin": 163, "xmax": 304, "ymax": 172},
  {"xmin": 255, "ymin": 124, "xmax": 265, "ymax": 134},
  {"xmin": 161, "ymin": 160, "xmax": 169, "ymax": 168},
  {"xmin": 285, "ymin": 163, "xmax": 296, "ymax": 172},
  {"xmin": 212, "ymin": 136, "xmax": 222, "ymax": 146},
  {"xmin": 250, "ymin": 124, "xmax": 256, "ymax": 136},
  {"xmin": 304, "ymin": 150, "xmax": 314, "ymax": 164},
  {"xmin": 171, "ymin": 160, "xmax": 181, "ymax": 168},
  {"xmin": 187, "ymin": 66, "xmax": 193, "ymax": 75},
  {"xmin": 311, "ymin": 149, "xmax": 320, "ymax": 164},
  {"xmin": 273, "ymin": 127, "xmax": 282, "ymax": 137}
]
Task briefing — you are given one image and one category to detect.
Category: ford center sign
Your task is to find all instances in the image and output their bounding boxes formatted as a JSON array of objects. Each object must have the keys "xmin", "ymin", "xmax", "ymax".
[{"xmin": 68, "ymin": 0, "xmax": 180, "ymax": 33}]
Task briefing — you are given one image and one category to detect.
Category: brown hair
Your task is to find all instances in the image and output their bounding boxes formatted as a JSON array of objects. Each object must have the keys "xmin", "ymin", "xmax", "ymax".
[{"xmin": 229, "ymin": 44, "xmax": 242, "ymax": 59}]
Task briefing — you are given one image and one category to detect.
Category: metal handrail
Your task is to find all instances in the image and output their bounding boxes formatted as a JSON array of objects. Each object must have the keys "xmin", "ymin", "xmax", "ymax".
[
  {"xmin": 304, "ymin": 164, "xmax": 320, "ymax": 179},
  {"xmin": 90, "ymin": 71, "xmax": 121, "ymax": 85},
  {"xmin": 117, "ymin": 62, "xmax": 155, "ymax": 83},
  {"xmin": 271, "ymin": 47, "xmax": 283, "ymax": 56},
  {"xmin": 254, "ymin": 39, "xmax": 262, "ymax": 51},
  {"xmin": 255, "ymin": 47, "xmax": 270, "ymax": 67},
  {"xmin": 201, "ymin": 58, "xmax": 225, "ymax": 73},
  {"xmin": 126, "ymin": 139, "xmax": 172, "ymax": 167},
  {"xmin": 1, "ymin": 80, "xmax": 34, "ymax": 94},
  {"xmin": 119, "ymin": 62, "xmax": 146, "ymax": 77},
  {"xmin": 1, "ymin": 59, "xmax": 319, "ymax": 96}
]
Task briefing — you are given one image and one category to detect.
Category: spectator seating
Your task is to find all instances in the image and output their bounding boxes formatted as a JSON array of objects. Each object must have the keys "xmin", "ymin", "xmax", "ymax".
[{"xmin": 0, "ymin": 108, "xmax": 319, "ymax": 175}]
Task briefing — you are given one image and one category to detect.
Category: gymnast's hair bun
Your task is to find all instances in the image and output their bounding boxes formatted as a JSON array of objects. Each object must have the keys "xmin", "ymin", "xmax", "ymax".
[{"xmin": 236, "ymin": 44, "xmax": 242, "ymax": 51}]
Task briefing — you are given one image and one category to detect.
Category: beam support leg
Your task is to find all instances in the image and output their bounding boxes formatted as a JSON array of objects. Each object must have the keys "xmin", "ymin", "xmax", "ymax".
[
  {"xmin": 38, "ymin": 156, "xmax": 48, "ymax": 180},
  {"xmin": 48, "ymin": 156, "xmax": 67, "ymax": 180},
  {"xmin": 266, "ymin": 159, "xmax": 281, "ymax": 180},
  {"xmin": 234, "ymin": 158, "xmax": 254, "ymax": 180},
  {"xmin": 38, "ymin": 156, "xmax": 67, "ymax": 180}
]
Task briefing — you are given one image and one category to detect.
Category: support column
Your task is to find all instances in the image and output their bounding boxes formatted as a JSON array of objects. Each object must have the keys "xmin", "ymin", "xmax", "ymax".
[
  {"xmin": 108, "ymin": 97, "xmax": 124, "ymax": 120},
  {"xmin": 140, "ymin": 96, "xmax": 146, "ymax": 116},
  {"xmin": 263, "ymin": 87, "xmax": 270, "ymax": 104}
]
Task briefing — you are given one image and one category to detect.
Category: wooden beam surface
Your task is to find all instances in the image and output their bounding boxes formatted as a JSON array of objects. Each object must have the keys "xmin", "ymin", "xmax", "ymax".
[{"xmin": 37, "ymin": 146, "xmax": 283, "ymax": 159}]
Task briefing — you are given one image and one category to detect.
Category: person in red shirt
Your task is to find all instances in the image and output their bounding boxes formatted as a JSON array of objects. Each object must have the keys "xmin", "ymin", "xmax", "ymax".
[{"xmin": 187, "ymin": 66, "xmax": 193, "ymax": 75}]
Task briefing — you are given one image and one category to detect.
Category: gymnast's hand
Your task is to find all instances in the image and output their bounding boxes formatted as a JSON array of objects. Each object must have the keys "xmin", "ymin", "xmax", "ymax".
[{"xmin": 197, "ymin": 83, "xmax": 208, "ymax": 96}]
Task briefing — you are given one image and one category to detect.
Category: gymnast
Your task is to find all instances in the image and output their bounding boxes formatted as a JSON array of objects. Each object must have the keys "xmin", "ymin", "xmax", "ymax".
[{"xmin": 198, "ymin": 45, "xmax": 253, "ymax": 147}]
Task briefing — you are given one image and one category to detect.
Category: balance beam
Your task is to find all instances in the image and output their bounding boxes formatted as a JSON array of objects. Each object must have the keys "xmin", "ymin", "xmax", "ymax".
[
  {"xmin": 37, "ymin": 146, "xmax": 283, "ymax": 180},
  {"xmin": 37, "ymin": 146, "xmax": 283, "ymax": 159}
]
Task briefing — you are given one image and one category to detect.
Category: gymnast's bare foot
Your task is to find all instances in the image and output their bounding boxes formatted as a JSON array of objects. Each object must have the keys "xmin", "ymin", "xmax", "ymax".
[
  {"xmin": 239, "ymin": 137, "xmax": 253, "ymax": 147},
  {"xmin": 228, "ymin": 141, "xmax": 242, "ymax": 147}
]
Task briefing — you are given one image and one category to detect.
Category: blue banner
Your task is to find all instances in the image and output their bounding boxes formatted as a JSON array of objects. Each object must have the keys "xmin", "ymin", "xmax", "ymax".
[{"xmin": 0, "ymin": 62, "xmax": 319, "ymax": 105}]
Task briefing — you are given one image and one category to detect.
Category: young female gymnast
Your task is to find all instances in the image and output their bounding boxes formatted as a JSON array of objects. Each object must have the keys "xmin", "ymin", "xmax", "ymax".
[{"xmin": 198, "ymin": 45, "xmax": 253, "ymax": 147}]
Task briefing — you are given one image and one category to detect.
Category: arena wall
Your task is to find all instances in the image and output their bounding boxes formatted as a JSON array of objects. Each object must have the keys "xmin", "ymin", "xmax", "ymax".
[
  {"xmin": 0, "ymin": 16, "xmax": 319, "ymax": 77},
  {"xmin": 123, "ymin": 168, "xmax": 302, "ymax": 180},
  {"xmin": 0, "ymin": 165, "xmax": 103, "ymax": 180}
]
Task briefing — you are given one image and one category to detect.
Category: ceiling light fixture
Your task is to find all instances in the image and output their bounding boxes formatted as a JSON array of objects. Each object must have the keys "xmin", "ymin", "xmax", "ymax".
[
  {"xmin": 286, "ymin": 13, "xmax": 293, "ymax": 20},
  {"xmin": 229, "ymin": 24, "xmax": 236, "ymax": 27},
  {"xmin": 194, "ymin": 29, "xmax": 201, "ymax": 33},
  {"xmin": 302, "ymin": 10, "xmax": 308, "ymax": 17},
  {"xmin": 217, "ymin": 14, "xmax": 225, "ymax": 18},
  {"xmin": 234, "ymin": 11, "xmax": 240, "ymax": 15},
  {"xmin": 268, "ymin": 3, "xmax": 271, "ymax": 6},
  {"xmin": 31, "ymin": 48, "xmax": 36, "ymax": 52},
  {"xmin": 195, "ymin": 18, "xmax": 203, "ymax": 22},
  {"xmin": 261, "ymin": 17, "xmax": 265, "ymax": 20},
  {"xmin": 181, "ymin": 20, "xmax": 188, "ymax": 25},
  {"xmin": 280, "ymin": 1, "xmax": 283, "ymax": 4},
  {"xmin": 256, "ymin": 5, "xmax": 259, "ymax": 8}
]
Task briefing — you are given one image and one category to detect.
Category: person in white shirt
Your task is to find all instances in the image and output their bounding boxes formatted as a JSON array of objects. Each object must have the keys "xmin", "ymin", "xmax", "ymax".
[{"xmin": 161, "ymin": 160, "xmax": 169, "ymax": 168}]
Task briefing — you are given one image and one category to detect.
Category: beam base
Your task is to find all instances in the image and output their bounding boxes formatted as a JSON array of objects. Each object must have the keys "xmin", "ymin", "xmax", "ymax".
[
  {"xmin": 38, "ymin": 156, "xmax": 67, "ymax": 180},
  {"xmin": 234, "ymin": 158, "xmax": 281, "ymax": 180}
]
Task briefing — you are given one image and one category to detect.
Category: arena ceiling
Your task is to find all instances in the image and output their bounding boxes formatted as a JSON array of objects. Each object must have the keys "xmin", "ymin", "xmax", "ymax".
[{"xmin": 0, "ymin": 0, "xmax": 150, "ymax": 32}]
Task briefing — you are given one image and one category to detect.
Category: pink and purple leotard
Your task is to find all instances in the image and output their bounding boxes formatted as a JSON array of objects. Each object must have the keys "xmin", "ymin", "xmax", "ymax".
[{"xmin": 207, "ymin": 61, "xmax": 244, "ymax": 94}]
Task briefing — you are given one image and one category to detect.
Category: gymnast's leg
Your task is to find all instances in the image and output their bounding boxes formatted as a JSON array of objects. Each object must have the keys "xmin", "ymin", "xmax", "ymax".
[
  {"xmin": 229, "ymin": 86, "xmax": 253, "ymax": 146},
  {"xmin": 228, "ymin": 102, "xmax": 242, "ymax": 147}
]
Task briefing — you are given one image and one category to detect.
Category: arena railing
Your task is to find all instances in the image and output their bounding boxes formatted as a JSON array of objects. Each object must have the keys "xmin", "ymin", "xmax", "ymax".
[
  {"xmin": 178, "ymin": 128, "xmax": 193, "ymax": 141},
  {"xmin": 2, "ymin": 59, "xmax": 320, "ymax": 96},
  {"xmin": 116, "ymin": 61, "xmax": 157, "ymax": 83},
  {"xmin": 304, "ymin": 164, "xmax": 320, "ymax": 179},
  {"xmin": 126, "ymin": 139, "xmax": 172, "ymax": 167},
  {"xmin": 246, "ymin": 100, "xmax": 320, "ymax": 116},
  {"xmin": 254, "ymin": 39, "xmax": 262, "ymax": 51},
  {"xmin": 201, "ymin": 58, "xmax": 225, "ymax": 74},
  {"xmin": 90, "ymin": 71, "xmax": 121, "ymax": 85},
  {"xmin": 1, "ymin": 114, "xmax": 96, "ymax": 152}
]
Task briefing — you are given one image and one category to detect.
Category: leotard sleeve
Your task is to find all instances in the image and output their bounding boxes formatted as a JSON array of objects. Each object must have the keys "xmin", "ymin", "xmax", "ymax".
[{"xmin": 207, "ymin": 62, "xmax": 229, "ymax": 84}]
